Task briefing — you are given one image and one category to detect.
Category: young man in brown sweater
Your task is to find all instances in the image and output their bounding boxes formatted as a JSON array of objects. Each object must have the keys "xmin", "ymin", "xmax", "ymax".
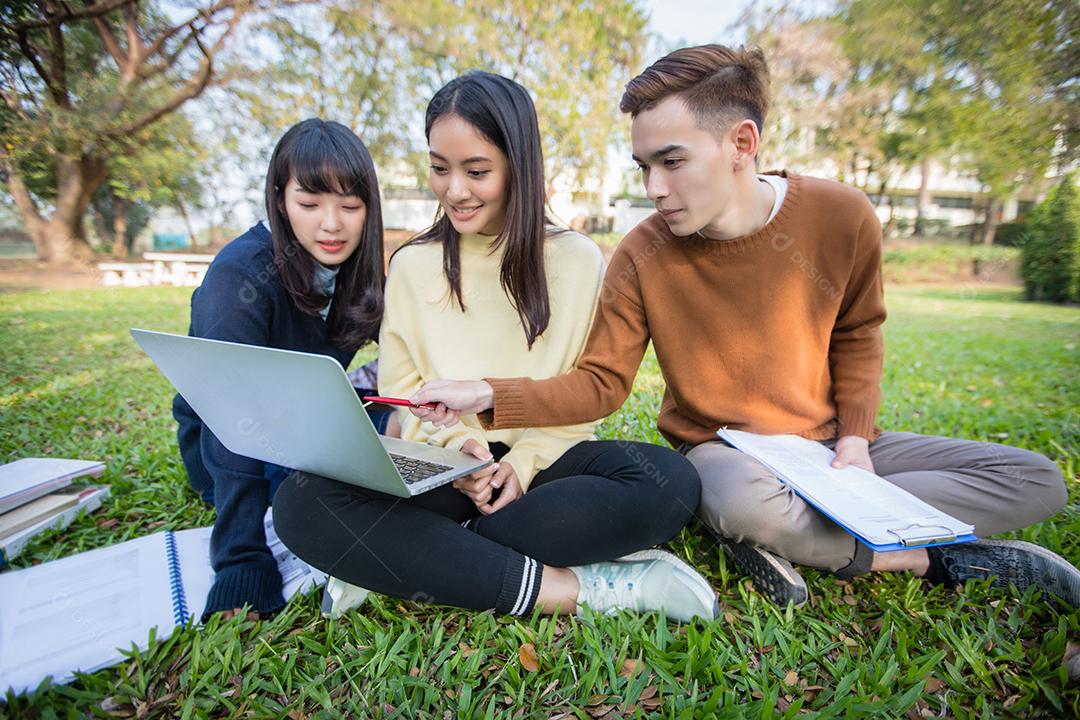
[{"xmin": 408, "ymin": 45, "xmax": 1078, "ymax": 609}]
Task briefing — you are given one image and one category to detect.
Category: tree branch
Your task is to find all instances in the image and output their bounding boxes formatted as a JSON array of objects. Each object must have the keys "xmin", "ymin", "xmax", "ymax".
[
  {"xmin": 43, "ymin": 15, "xmax": 72, "ymax": 108},
  {"xmin": 0, "ymin": 155, "xmax": 45, "ymax": 228},
  {"xmin": 11, "ymin": 0, "xmax": 134, "ymax": 31},
  {"xmin": 104, "ymin": 33, "xmax": 217, "ymax": 139},
  {"xmin": 90, "ymin": 13, "xmax": 126, "ymax": 68},
  {"xmin": 13, "ymin": 30, "xmax": 60, "ymax": 104},
  {"xmin": 120, "ymin": 0, "xmax": 143, "ymax": 79}
]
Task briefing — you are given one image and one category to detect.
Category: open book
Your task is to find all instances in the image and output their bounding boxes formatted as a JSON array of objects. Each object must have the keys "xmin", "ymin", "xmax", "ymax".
[
  {"xmin": 0, "ymin": 514, "xmax": 324, "ymax": 695},
  {"xmin": 718, "ymin": 429, "xmax": 976, "ymax": 551}
]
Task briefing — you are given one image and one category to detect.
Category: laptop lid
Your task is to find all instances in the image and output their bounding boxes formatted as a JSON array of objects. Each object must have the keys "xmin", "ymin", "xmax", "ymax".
[{"xmin": 131, "ymin": 328, "xmax": 413, "ymax": 496}]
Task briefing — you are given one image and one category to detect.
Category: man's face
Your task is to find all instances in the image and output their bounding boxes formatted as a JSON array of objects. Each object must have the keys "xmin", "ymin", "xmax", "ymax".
[{"xmin": 631, "ymin": 96, "xmax": 736, "ymax": 237}]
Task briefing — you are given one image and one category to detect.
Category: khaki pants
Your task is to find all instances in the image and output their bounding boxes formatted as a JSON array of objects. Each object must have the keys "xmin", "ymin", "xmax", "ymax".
[{"xmin": 686, "ymin": 432, "xmax": 1068, "ymax": 577}]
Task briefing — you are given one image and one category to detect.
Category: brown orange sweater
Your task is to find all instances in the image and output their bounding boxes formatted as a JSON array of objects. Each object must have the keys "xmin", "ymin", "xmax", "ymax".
[{"xmin": 483, "ymin": 172, "xmax": 886, "ymax": 447}]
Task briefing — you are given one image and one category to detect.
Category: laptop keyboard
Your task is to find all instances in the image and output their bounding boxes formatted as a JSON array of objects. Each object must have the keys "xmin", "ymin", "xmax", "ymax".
[{"xmin": 389, "ymin": 453, "xmax": 453, "ymax": 485}]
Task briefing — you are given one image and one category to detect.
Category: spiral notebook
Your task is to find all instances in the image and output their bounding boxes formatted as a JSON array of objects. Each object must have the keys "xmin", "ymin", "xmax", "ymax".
[{"xmin": 0, "ymin": 515, "xmax": 324, "ymax": 695}]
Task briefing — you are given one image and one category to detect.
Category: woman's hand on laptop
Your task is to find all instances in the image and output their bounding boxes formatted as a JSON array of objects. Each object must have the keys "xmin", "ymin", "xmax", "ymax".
[
  {"xmin": 453, "ymin": 439, "xmax": 499, "ymax": 506},
  {"xmin": 478, "ymin": 462, "xmax": 522, "ymax": 515},
  {"xmin": 410, "ymin": 380, "xmax": 494, "ymax": 427}
]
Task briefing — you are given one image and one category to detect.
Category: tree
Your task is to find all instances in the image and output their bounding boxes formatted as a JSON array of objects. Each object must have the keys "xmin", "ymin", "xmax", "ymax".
[
  {"xmin": 230, "ymin": 0, "xmax": 647, "ymax": 216},
  {"xmin": 836, "ymin": 0, "xmax": 1076, "ymax": 245},
  {"xmin": 1021, "ymin": 176, "xmax": 1080, "ymax": 303},
  {"xmin": 388, "ymin": 0, "xmax": 648, "ymax": 206},
  {"xmin": 0, "ymin": 0, "xmax": 271, "ymax": 264},
  {"xmin": 93, "ymin": 109, "xmax": 204, "ymax": 255}
]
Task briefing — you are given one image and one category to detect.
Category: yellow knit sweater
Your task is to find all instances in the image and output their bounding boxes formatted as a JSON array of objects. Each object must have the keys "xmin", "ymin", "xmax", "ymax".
[{"xmin": 378, "ymin": 230, "xmax": 605, "ymax": 490}]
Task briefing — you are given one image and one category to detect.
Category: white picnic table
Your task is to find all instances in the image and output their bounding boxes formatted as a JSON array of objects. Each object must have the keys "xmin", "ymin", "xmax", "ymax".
[{"xmin": 99, "ymin": 252, "xmax": 216, "ymax": 287}]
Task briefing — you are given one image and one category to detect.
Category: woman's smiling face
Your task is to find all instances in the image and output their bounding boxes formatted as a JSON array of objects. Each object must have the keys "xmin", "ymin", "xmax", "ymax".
[{"xmin": 427, "ymin": 114, "xmax": 510, "ymax": 237}]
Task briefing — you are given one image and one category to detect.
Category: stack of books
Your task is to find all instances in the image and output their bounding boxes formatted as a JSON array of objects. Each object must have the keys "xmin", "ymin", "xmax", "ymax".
[{"xmin": 0, "ymin": 458, "xmax": 110, "ymax": 567}]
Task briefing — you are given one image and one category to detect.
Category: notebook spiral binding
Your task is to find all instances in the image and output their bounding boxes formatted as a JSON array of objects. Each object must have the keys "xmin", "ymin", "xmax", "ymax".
[{"xmin": 164, "ymin": 530, "xmax": 190, "ymax": 626}]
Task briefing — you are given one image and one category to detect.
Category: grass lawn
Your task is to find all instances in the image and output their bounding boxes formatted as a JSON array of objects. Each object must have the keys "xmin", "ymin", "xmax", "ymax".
[{"xmin": 0, "ymin": 283, "xmax": 1077, "ymax": 719}]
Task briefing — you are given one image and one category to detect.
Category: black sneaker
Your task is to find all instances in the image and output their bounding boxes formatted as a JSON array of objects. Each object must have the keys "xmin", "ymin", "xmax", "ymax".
[
  {"xmin": 710, "ymin": 530, "xmax": 808, "ymax": 608},
  {"xmin": 931, "ymin": 539, "xmax": 1080, "ymax": 608}
]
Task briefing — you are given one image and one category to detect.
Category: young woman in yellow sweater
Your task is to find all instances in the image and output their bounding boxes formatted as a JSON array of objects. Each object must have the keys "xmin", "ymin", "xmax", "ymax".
[{"xmin": 273, "ymin": 72, "xmax": 718, "ymax": 622}]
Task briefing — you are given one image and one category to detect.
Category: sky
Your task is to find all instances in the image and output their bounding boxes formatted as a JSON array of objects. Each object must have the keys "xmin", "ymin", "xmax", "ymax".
[{"xmin": 643, "ymin": 0, "xmax": 752, "ymax": 47}]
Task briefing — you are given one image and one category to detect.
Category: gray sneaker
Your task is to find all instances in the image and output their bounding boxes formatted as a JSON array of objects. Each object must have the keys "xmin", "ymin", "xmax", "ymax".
[
  {"xmin": 570, "ymin": 549, "xmax": 719, "ymax": 623},
  {"xmin": 932, "ymin": 539, "xmax": 1080, "ymax": 608},
  {"xmin": 712, "ymin": 532, "xmax": 808, "ymax": 608},
  {"xmin": 320, "ymin": 577, "xmax": 371, "ymax": 619}
]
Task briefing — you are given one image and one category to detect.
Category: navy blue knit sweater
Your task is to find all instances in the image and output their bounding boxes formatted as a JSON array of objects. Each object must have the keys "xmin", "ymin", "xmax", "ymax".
[{"xmin": 173, "ymin": 223, "xmax": 355, "ymax": 617}]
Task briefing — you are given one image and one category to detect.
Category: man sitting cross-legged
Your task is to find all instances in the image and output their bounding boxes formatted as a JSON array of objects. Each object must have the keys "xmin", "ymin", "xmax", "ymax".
[{"xmin": 409, "ymin": 44, "xmax": 1078, "ymax": 609}]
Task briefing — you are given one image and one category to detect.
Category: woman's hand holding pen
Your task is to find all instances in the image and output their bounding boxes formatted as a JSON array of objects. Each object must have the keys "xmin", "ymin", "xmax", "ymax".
[{"xmin": 410, "ymin": 380, "xmax": 494, "ymax": 427}]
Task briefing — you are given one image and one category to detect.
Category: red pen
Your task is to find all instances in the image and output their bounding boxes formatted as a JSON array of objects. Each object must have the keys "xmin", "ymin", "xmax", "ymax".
[{"xmin": 362, "ymin": 395, "xmax": 439, "ymax": 409}]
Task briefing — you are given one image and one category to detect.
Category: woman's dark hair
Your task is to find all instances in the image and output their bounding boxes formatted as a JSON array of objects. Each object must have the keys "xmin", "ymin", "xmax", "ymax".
[
  {"xmin": 265, "ymin": 118, "xmax": 384, "ymax": 351},
  {"xmin": 401, "ymin": 71, "xmax": 557, "ymax": 348}
]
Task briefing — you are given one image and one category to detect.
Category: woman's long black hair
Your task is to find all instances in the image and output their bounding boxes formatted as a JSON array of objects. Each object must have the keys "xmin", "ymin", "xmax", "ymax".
[
  {"xmin": 401, "ymin": 71, "xmax": 557, "ymax": 349},
  {"xmin": 265, "ymin": 119, "xmax": 384, "ymax": 351}
]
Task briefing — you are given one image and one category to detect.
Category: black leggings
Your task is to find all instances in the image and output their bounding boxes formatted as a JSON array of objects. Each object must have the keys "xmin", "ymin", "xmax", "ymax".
[{"xmin": 272, "ymin": 440, "xmax": 700, "ymax": 616}]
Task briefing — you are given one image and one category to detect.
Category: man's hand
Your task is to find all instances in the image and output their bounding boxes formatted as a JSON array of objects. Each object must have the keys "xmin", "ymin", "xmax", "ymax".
[
  {"xmin": 831, "ymin": 435, "xmax": 875, "ymax": 473},
  {"xmin": 452, "ymin": 439, "xmax": 498, "ymax": 506},
  {"xmin": 409, "ymin": 380, "xmax": 495, "ymax": 428},
  {"xmin": 478, "ymin": 462, "xmax": 523, "ymax": 515}
]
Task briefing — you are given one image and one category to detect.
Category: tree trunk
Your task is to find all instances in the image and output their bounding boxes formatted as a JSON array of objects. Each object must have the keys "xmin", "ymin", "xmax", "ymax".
[
  {"xmin": 979, "ymin": 196, "xmax": 1001, "ymax": 246},
  {"xmin": 173, "ymin": 192, "xmax": 197, "ymax": 250},
  {"xmin": 111, "ymin": 196, "xmax": 128, "ymax": 257},
  {"xmin": 914, "ymin": 156, "xmax": 931, "ymax": 236},
  {"xmin": 92, "ymin": 205, "xmax": 111, "ymax": 248},
  {"xmin": 42, "ymin": 219, "xmax": 93, "ymax": 264},
  {"xmin": 3, "ymin": 154, "xmax": 107, "ymax": 264}
]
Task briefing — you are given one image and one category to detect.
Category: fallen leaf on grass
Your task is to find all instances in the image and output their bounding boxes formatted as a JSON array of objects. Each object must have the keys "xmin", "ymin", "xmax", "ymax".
[
  {"xmin": 620, "ymin": 658, "xmax": 643, "ymax": 678},
  {"xmin": 640, "ymin": 685, "xmax": 658, "ymax": 700},
  {"xmin": 783, "ymin": 670, "xmax": 799, "ymax": 687},
  {"xmin": 99, "ymin": 697, "xmax": 135, "ymax": 718},
  {"xmin": 519, "ymin": 643, "xmax": 539, "ymax": 672},
  {"xmin": 586, "ymin": 704, "xmax": 615, "ymax": 718},
  {"xmin": 924, "ymin": 676, "xmax": 945, "ymax": 693},
  {"xmin": 1065, "ymin": 642, "xmax": 1080, "ymax": 684}
]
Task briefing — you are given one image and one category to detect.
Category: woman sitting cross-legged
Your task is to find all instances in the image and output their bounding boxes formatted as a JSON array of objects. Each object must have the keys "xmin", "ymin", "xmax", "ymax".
[{"xmin": 273, "ymin": 72, "xmax": 718, "ymax": 622}]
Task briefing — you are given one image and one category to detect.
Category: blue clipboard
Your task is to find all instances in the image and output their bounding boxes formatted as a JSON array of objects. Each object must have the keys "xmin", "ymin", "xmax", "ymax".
[
  {"xmin": 717, "ymin": 429, "xmax": 978, "ymax": 552},
  {"xmin": 789, "ymin": 489, "xmax": 978, "ymax": 552}
]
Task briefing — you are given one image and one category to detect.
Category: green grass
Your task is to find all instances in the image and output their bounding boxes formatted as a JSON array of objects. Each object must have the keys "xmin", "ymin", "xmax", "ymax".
[
  {"xmin": 881, "ymin": 241, "xmax": 1020, "ymax": 283},
  {"xmin": 1, "ymin": 284, "xmax": 1077, "ymax": 719}
]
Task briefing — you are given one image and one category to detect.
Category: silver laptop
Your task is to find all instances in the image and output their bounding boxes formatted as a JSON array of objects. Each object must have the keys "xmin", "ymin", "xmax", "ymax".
[{"xmin": 131, "ymin": 328, "xmax": 490, "ymax": 497}]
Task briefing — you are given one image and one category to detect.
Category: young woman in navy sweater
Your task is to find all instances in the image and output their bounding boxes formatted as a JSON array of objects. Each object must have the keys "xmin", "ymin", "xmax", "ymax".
[{"xmin": 173, "ymin": 119, "xmax": 386, "ymax": 618}]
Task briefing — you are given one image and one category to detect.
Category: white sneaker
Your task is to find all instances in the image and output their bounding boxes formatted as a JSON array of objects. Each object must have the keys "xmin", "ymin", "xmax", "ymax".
[
  {"xmin": 320, "ymin": 577, "xmax": 371, "ymax": 619},
  {"xmin": 571, "ymin": 549, "xmax": 719, "ymax": 623}
]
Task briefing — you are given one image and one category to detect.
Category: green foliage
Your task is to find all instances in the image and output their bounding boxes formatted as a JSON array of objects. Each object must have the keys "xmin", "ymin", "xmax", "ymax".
[
  {"xmin": 0, "ymin": 284, "xmax": 1077, "ymax": 717},
  {"xmin": 1021, "ymin": 177, "xmax": 1080, "ymax": 303},
  {"xmin": 233, "ymin": 0, "xmax": 647, "ymax": 199},
  {"xmin": 993, "ymin": 221, "xmax": 1028, "ymax": 248},
  {"xmin": 822, "ymin": 0, "xmax": 1075, "ymax": 225}
]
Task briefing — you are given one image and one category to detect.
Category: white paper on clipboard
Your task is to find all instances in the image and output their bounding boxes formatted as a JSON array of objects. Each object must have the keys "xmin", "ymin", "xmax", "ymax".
[{"xmin": 717, "ymin": 428, "xmax": 975, "ymax": 550}]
